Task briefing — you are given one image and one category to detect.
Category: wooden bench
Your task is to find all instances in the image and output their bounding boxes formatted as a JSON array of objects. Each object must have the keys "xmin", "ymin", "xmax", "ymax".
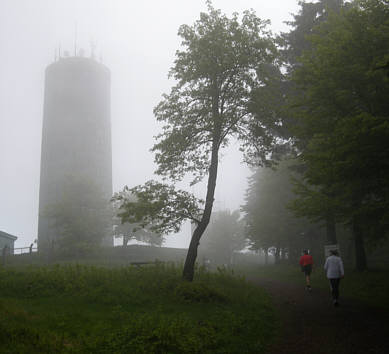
[{"xmin": 129, "ymin": 261, "xmax": 156, "ymax": 268}]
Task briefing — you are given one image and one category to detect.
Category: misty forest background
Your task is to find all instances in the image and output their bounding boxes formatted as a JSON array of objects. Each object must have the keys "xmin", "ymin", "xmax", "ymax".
[
  {"xmin": 5, "ymin": 0, "xmax": 388, "ymax": 276},
  {"xmin": 1, "ymin": 0, "xmax": 389, "ymax": 353},
  {"xmin": 91, "ymin": 0, "xmax": 388, "ymax": 277}
]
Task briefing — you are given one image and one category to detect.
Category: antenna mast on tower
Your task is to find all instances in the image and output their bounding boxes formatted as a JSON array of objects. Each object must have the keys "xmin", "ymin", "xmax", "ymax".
[
  {"xmin": 90, "ymin": 38, "xmax": 96, "ymax": 59},
  {"xmin": 74, "ymin": 21, "xmax": 78, "ymax": 56}
]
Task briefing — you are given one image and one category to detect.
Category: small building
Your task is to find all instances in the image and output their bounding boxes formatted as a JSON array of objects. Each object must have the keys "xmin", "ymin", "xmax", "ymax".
[{"xmin": 0, "ymin": 231, "xmax": 17, "ymax": 253}]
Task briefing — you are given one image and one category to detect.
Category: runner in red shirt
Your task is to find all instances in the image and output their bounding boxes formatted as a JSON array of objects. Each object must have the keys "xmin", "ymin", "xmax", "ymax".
[{"xmin": 299, "ymin": 249, "xmax": 313, "ymax": 291}]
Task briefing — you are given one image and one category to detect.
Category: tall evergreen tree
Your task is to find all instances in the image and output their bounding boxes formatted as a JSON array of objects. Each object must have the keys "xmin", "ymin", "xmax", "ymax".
[
  {"xmin": 288, "ymin": 0, "xmax": 389, "ymax": 270},
  {"xmin": 282, "ymin": 0, "xmax": 347, "ymax": 245},
  {"xmin": 243, "ymin": 160, "xmax": 320, "ymax": 264},
  {"xmin": 199, "ymin": 210, "xmax": 246, "ymax": 265}
]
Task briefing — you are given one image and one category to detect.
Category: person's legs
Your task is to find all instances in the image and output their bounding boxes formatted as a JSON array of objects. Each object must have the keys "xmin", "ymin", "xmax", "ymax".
[
  {"xmin": 304, "ymin": 265, "xmax": 312, "ymax": 290},
  {"xmin": 329, "ymin": 278, "xmax": 340, "ymax": 305}
]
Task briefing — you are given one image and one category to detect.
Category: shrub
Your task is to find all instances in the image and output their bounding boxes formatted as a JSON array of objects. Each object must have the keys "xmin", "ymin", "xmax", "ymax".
[{"xmin": 174, "ymin": 281, "xmax": 227, "ymax": 303}]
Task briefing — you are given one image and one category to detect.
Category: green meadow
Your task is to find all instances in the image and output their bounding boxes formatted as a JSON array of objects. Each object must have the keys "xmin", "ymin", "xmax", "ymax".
[{"xmin": 0, "ymin": 263, "xmax": 275, "ymax": 353}]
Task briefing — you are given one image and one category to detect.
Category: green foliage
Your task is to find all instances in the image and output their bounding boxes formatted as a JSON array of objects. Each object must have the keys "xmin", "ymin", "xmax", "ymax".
[
  {"xmin": 88, "ymin": 314, "xmax": 221, "ymax": 354},
  {"xmin": 174, "ymin": 281, "xmax": 227, "ymax": 303},
  {"xmin": 112, "ymin": 181, "xmax": 204, "ymax": 235},
  {"xmin": 0, "ymin": 264, "xmax": 276, "ymax": 353},
  {"xmin": 152, "ymin": 3, "xmax": 279, "ymax": 182},
  {"xmin": 283, "ymin": 0, "xmax": 389, "ymax": 269},
  {"xmin": 114, "ymin": 3, "xmax": 282, "ymax": 280},
  {"xmin": 114, "ymin": 220, "xmax": 164, "ymax": 246},
  {"xmin": 282, "ymin": 0, "xmax": 345, "ymax": 68},
  {"xmin": 291, "ymin": 113, "xmax": 389, "ymax": 230},
  {"xmin": 112, "ymin": 188, "xmax": 165, "ymax": 246}
]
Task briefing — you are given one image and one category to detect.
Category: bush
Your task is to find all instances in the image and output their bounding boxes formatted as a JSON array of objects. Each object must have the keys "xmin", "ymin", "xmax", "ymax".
[{"xmin": 174, "ymin": 281, "xmax": 227, "ymax": 303}]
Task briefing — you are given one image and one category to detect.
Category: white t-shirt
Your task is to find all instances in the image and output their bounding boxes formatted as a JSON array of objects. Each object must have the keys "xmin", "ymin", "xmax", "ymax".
[{"xmin": 324, "ymin": 255, "xmax": 344, "ymax": 279}]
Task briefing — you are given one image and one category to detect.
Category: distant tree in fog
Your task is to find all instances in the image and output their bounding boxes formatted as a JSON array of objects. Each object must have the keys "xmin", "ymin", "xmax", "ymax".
[
  {"xmin": 113, "ymin": 3, "xmax": 281, "ymax": 281},
  {"xmin": 114, "ymin": 222, "xmax": 164, "ymax": 247},
  {"xmin": 243, "ymin": 159, "xmax": 321, "ymax": 264},
  {"xmin": 46, "ymin": 176, "xmax": 111, "ymax": 256},
  {"xmin": 112, "ymin": 190, "xmax": 165, "ymax": 246},
  {"xmin": 199, "ymin": 210, "xmax": 247, "ymax": 265}
]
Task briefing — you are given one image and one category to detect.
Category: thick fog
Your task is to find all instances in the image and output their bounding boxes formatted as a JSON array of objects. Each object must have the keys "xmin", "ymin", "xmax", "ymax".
[{"xmin": 0, "ymin": 0, "xmax": 298, "ymax": 248}]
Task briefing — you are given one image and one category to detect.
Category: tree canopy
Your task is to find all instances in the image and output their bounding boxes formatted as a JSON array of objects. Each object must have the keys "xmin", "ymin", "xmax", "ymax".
[
  {"xmin": 113, "ymin": 3, "xmax": 280, "ymax": 281},
  {"xmin": 112, "ymin": 0, "xmax": 389, "ymax": 274},
  {"xmin": 287, "ymin": 0, "xmax": 389, "ymax": 270}
]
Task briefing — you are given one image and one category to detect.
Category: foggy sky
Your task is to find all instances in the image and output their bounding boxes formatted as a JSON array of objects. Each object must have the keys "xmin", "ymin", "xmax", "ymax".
[{"xmin": 0, "ymin": 0, "xmax": 299, "ymax": 248}]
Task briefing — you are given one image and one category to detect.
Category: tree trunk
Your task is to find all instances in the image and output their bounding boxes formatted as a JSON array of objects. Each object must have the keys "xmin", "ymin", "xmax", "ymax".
[
  {"xmin": 326, "ymin": 212, "xmax": 337, "ymax": 244},
  {"xmin": 287, "ymin": 240, "xmax": 298, "ymax": 265},
  {"xmin": 281, "ymin": 248, "xmax": 286, "ymax": 261},
  {"xmin": 353, "ymin": 217, "xmax": 367, "ymax": 271},
  {"xmin": 182, "ymin": 141, "xmax": 219, "ymax": 281},
  {"xmin": 229, "ymin": 247, "xmax": 234, "ymax": 266},
  {"xmin": 264, "ymin": 248, "xmax": 268, "ymax": 265},
  {"xmin": 309, "ymin": 230, "xmax": 323, "ymax": 265},
  {"xmin": 274, "ymin": 246, "xmax": 281, "ymax": 264}
]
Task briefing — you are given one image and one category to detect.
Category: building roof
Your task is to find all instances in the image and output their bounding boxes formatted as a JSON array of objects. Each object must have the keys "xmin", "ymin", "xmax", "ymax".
[{"xmin": 0, "ymin": 231, "xmax": 18, "ymax": 240}]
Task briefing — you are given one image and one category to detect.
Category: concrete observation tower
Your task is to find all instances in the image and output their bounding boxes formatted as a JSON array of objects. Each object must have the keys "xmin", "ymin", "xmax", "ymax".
[{"xmin": 38, "ymin": 54, "xmax": 112, "ymax": 250}]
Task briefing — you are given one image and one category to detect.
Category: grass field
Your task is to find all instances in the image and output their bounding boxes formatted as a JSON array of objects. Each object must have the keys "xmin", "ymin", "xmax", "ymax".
[
  {"xmin": 238, "ymin": 264, "xmax": 389, "ymax": 311},
  {"xmin": 0, "ymin": 263, "xmax": 276, "ymax": 353}
]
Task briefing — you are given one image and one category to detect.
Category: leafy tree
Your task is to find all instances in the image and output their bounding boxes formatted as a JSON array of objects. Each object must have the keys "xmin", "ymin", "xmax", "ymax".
[
  {"xmin": 289, "ymin": 0, "xmax": 389, "ymax": 270},
  {"xmin": 113, "ymin": 223, "xmax": 163, "ymax": 247},
  {"xmin": 112, "ymin": 191, "xmax": 164, "ymax": 246},
  {"xmin": 199, "ymin": 210, "xmax": 246, "ymax": 265},
  {"xmin": 113, "ymin": 181, "xmax": 204, "ymax": 234},
  {"xmin": 113, "ymin": 3, "xmax": 280, "ymax": 281}
]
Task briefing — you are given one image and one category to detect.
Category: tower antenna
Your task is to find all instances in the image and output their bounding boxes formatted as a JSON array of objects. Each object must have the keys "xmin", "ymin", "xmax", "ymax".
[
  {"xmin": 90, "ymin": 37, "xmax": 96, "ymax": 59},
  {"xmin": 74, "ymin": 21, "xmax": 78, "ymax": 56}
]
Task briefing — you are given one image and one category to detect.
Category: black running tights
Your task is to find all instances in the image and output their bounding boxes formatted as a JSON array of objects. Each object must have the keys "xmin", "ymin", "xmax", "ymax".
[{"xmin": 329, "ymin": 278, "xmax": 340, "ymax": 300}]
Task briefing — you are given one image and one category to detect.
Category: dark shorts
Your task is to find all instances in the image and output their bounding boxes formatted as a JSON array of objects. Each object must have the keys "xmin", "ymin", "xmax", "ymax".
[{"xmin": 303, "ymin": 264, "xmax": 312, "ymax": 276}]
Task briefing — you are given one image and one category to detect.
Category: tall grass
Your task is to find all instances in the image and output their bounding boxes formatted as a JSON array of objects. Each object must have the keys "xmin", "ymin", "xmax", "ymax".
[{"xmin": 0, "ymin": 263, "xmax": 275, "ymax": 353}]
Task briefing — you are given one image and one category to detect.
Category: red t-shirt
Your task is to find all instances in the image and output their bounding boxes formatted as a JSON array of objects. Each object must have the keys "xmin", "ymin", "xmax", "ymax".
[{"xmin": 299, "ymin": 254, "xmax": 313, "ymax": 266}]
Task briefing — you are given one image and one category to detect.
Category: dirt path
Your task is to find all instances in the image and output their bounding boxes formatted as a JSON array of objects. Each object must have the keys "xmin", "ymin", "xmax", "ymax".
[{"xmin": 248, "ymin": 276, "xmax": 389, "ymax": 354}]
